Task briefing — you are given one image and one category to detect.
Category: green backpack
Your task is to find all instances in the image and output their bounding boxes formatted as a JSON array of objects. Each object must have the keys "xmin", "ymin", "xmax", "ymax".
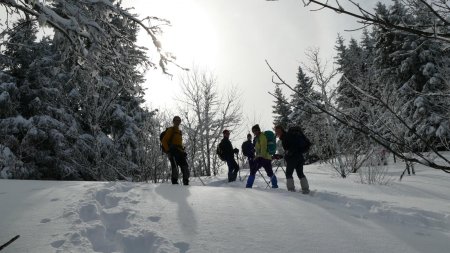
[{"xmin": 264, "ymin": 130, "xmax": 276, "ymax": 156}]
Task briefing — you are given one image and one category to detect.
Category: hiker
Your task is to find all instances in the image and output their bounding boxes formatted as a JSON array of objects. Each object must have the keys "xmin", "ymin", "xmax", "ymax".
[
  {"xmin": 275, "ymin": 125, "xmax": 310, "ymax": 193},
  {"xmin": 241, "ymin": 133, "xmax": 256, "ymax": 170},
  {"xmin": 218, "ymin": 130, "xmax": 240, "ymax": 182},
  {"xmin": 161, "ymin": 116, "xmax": 190, "ymax": 185},
  {"xmin": 245, "ymin": 124, "xmax": 278, "ymax": 188}
]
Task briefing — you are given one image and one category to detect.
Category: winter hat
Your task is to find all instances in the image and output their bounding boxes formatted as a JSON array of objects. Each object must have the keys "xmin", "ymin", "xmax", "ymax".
[
  {"xmin": 251, "ymin": 124, "xmax": 260, "ymax": 132},
  {"xmin": 223, "ymin": 129, "xmax": 230, "ymax": 134}
]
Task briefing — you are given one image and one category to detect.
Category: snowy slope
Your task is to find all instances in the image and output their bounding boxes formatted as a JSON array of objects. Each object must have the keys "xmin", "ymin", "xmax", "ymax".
[{"xmin": 1, "ymin": 160, "xmax": 450, "ymax": 253}]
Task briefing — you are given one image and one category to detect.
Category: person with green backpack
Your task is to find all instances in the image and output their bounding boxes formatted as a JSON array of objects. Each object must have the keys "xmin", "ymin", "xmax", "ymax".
[{"xmin": 245, "ymin": 124, "xmax": 278, "ymax": 188}]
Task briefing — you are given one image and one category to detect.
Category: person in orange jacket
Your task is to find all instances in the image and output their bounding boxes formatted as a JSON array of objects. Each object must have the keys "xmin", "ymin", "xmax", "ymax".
[{"xmin": 161, "ymin": 116, "xmax": 190, "ymax": 185}]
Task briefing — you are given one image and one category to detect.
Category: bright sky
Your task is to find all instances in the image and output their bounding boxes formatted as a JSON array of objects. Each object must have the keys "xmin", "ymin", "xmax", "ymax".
[
  {"xmin": 1, "ymin": 0, "xmax": 384, "ymax": 140},
  {"xmin": 123, "ymin": 0, "xmax": 385, "ymax": 140}
]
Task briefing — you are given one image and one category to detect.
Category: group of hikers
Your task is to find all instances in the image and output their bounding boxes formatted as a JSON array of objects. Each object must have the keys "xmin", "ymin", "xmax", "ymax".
[{"xmin": 161, "ymin": 116, "xmax": 311, "ymax": 194}]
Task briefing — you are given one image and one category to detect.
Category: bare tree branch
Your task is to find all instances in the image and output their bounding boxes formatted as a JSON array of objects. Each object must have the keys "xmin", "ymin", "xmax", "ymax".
[
  {"xmin": 265, "ymin": 59, "xmax": 450, "ymax": 173},
  {"xmin": 302, "ymin": 0, "xmax": 450, "ymax": 43}
]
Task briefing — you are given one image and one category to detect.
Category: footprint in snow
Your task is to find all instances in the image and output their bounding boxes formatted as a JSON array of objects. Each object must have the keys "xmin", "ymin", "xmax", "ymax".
[
  {"xmin": 174, "ymin": 242, "xmax": 190, "ymax": 253},
  {"xmin": 415, "ymin": 231, "xmax": 431, "ymax": 236},
  {"xmin": 50, "ymin": 198, "xmax": 60, "ymax": 202},
  {"xmin": 41, "ymin": 218, "xmax": 51, "ymax": 223},
  {"xmin": 79, "ymin": 203, "xmax": 100, "ymax": 222},
  {"xmin": 148, "ymin": 216, "xmax": 161, "ymax": 222},
  {"xmin": 51, "ymin": 239, "xmax": 65, "ymax": 248}
]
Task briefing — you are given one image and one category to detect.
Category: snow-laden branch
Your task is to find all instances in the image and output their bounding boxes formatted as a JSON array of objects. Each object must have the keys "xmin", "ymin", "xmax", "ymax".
[
  {"xmin": 341, "ymin": 75, "xmax": 450, "ymax": 168},
  {"xmin": 0, "ymin": 0, "xmax": 179, "ymax": 73},
  {"xmin": 265, "ymin": 60, "xmax": 450, "ymax": 173},
  {"xmin": 302, "ymin": 0, "xmax": 450, "ymax": 44}
]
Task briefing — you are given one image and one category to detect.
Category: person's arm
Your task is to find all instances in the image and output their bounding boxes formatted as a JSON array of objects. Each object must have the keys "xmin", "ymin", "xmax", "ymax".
[{"xmin": 281, "ymin": 133, "xmax": 290, "ymax": 151}]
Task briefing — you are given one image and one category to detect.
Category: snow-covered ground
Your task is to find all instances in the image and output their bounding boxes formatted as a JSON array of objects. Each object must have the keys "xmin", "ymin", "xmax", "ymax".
[{"xmin": 1, "ymin": 157, "xmax": 450, "ymax": 253}]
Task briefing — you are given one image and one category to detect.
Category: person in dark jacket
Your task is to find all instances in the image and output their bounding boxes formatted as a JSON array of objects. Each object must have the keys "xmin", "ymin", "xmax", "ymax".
[
  {"xmin": 219, "ymin": 129, "xmax": 240, "ymax": 182},
  {"xmin": 241, "ymin": 133, "xmax": 255, "ymax": 170},
  {"xmin": 275, "ymin": 125, "xmax": 310, "ymax": 193}
]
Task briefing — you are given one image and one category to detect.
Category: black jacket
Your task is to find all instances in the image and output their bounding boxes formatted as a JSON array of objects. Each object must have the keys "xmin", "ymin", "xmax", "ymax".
[
  {"xmin": 241, "ymin": 140, "xmax": 255, "ymax": 158},
  {"xmin": 279, "ymin": 130, "xmax": 305, "ymax": 159},
  {"xmin": 219, "ymin": 138, "xmax": 235, "ymax": 160}
]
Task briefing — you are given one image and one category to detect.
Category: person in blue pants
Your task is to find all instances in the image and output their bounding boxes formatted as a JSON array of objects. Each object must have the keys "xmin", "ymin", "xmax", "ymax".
[{"xmin": 246, "ymin": 124, "xmax": 278, "ymax": 188}]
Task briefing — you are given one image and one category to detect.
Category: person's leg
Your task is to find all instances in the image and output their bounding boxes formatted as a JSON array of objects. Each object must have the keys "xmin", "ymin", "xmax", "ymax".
[
  {"xmin": 294, "ymin": 159, "xmax": 309, "ymax": 193},
  {"xmin": 294, "ymin": 159, "xmax": 306, "ymax": 179},
  {"xmin": 246, "ymin": 159, "xmax": 259, "ymax": 188},
  {"xmin": 226, "ymin": 158, "xmax": 237, "ymax": 182},
  {"xmin": 230, "ymin": 158, "xmax": 239, "ymax": 182},
  {"xmin": 168, "ymin": 154, "xmax": 179, "ymax": 184},
  {"xmin": 285, "ymin": 157, "xmax": 296, "ymax": 191},
  {"xmin": 176, "ymin": 153, "xmax": 190, "ymax": 185},
  {"xmin": 248, "ymin": 157, "xmax": 256, "ymax": 170},
  {"xmin": 262, "ymin": 158, "xmax": 278, "ymax": 188}
]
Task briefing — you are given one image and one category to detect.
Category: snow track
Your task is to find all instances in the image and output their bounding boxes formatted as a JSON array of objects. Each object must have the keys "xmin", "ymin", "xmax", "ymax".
[
  {"xmin": 1, "ymin": 161, "xmax": 450, "ymax": 252},
  {"xmin": 55, "ymin": 182, "xmax": 186, "ymax": 253}
]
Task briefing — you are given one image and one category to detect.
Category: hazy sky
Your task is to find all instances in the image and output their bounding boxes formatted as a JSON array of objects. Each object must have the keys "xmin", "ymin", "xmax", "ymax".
[
  {"xmin": 1, "ymin": 0, "xmax": 387, "ymax": 140},
  {"xmin": 122, "ymin": 0, "xmax": 386, "ymax": 139}
]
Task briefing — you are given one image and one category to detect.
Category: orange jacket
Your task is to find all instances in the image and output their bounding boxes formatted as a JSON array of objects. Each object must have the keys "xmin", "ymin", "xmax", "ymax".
[{"xmin": 162, "ymin": 126, "xmax": 183, "ymax": 152}]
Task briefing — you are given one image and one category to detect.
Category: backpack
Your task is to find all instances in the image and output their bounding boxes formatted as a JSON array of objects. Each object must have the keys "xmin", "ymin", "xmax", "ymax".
[
  {"xmin": 159, "ymin": 127, "xmax": 174, "ymax": 153},
  {"xmin": 216, "ymin": 142, "xmax": 226, "ymax": 161},
  {"xmin": 288, "ymin": 126, "xmax": 311, "ymax": 153},
  {"xmin": 242, "ymin": 140, "xmax": 255, "ymax": 158},
  {"xmin": 264, "ymin": 130, "xmax": 277, "ymax": 155}
]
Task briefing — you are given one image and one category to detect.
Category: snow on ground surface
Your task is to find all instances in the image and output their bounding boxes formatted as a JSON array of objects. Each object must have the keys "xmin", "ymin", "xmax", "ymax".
[{"xmin": 1, "ymin": 156, "xmax": 450, "ymax": 253}]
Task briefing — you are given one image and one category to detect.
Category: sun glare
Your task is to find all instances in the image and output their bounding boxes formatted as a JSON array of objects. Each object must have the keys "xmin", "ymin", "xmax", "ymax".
[
  {"xmin": 128, "ymin": 0, "xmax": 220, "ymax": 110},
  {"xmin": 160, "ymin": 3, "xmax": 219, "ymax": 67},
  {"xmin": 132, "ymin": 0, "xmax": 219, "ymax": 67}
]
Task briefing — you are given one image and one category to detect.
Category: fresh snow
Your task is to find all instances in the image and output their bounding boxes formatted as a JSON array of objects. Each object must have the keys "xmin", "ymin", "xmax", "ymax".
[{"xmin": 1, "ymin": 157, "xmax": 450, "ymax": 253}]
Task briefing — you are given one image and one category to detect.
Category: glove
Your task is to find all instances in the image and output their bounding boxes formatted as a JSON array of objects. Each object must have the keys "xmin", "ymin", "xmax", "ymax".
[
  {"xmin": 272, "ymin": 154, "xmax": 283, "ymax": 160},
  {"xmin": 233, "ymin": 148, "xmax": 239, "ymax": 154},
  {"xmin": 284, "ymin": 150, "xmax": 292, "ymax": 158}
]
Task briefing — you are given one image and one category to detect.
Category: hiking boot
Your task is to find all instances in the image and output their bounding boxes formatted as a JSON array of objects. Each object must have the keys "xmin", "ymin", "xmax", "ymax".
[
  {"xmin": 271, "ymin": 175, "xmax": 278, "ymax": 188},
  {"xmin": 300, "ymin": 177, "xmax": 310, "ymax": 194},
  {"xmin": 286, "ymin": 178, "xmax": 295, "ymax": 192}
]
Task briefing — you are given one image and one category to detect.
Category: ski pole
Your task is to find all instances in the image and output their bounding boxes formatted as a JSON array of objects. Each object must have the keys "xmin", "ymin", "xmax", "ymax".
[
  {"xmin": 0, "ymin": 235, "xmax": 20, "ymax": 251},
  {"xmin": 258, "ymin": 169, "xmax": 270, "ymax": 188},
  {"xmin": 236, "ymin": 152, "xmax": 241, "ymax": 181}
]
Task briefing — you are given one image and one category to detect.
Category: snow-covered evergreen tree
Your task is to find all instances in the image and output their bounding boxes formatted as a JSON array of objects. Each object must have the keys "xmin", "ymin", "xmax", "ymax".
[
  {"xmin": 0, "ymin": 2, "xmax": 162, "ymax": 180},
  {"xmin": 334, "ymin": 35, "xmax": 374, "ymax": 172},
  {"xmin": 373, "ymin": 0, "xmax": 450, "ymax": 151},
  {"xmin": 289, "ymin": 66, "xmax": 329, "ymax": 159},
  {"xmin": 272, "ymin": 84, "xmax": 291, "ymax": 128},
  {"xmin": 0, "ymin": 19, "xmax": 77, "ymax": 179}
]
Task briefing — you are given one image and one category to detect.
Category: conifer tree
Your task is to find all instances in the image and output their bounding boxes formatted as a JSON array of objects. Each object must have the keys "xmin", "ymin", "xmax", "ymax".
[
  {"xmin": 0, "ymin": 3, "xmax": 161, "ymax": 180},
  {"xmin": 373, "ymin": 0, "xmax": 450, "ymax": 151},
  {"xmin": 290, "ymin": 66, "xmax": 329, "ymax": 160},
  {"xmin": 272, "ymin": 84, "xmax": 291, "ymax": 128}
]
